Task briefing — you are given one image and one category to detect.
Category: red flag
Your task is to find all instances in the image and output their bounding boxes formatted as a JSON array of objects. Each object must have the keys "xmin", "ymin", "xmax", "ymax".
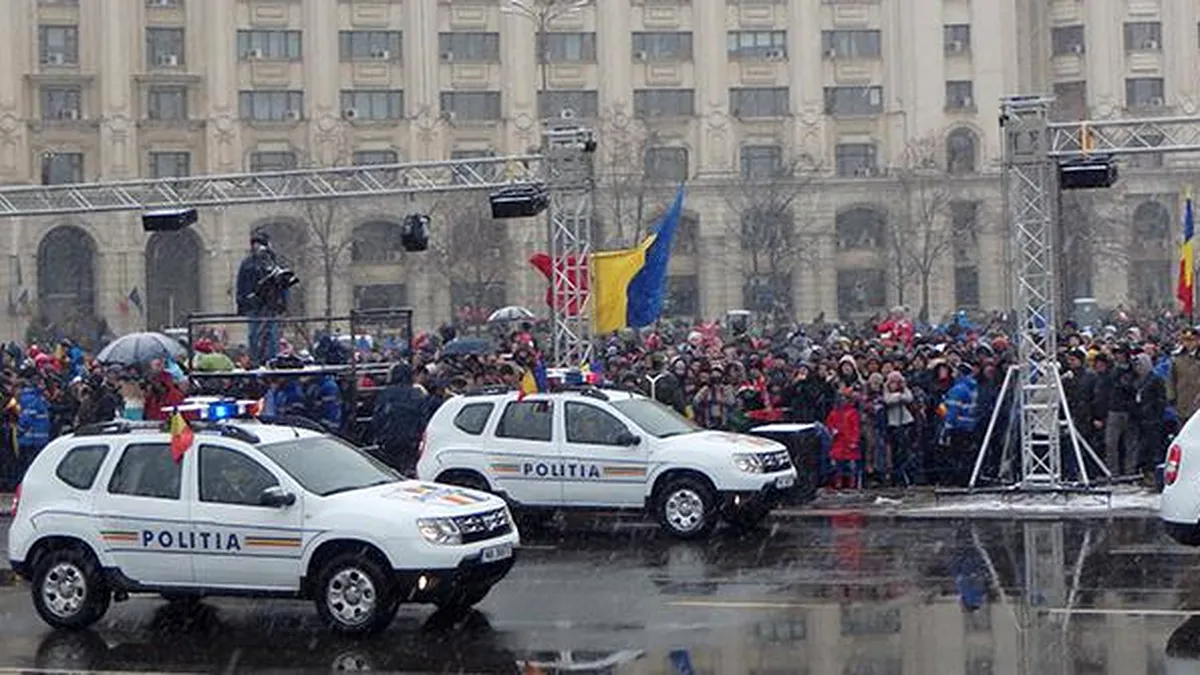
[
  {"xmin": 529, "ymin": 253, "xmax": 588, "ymax": 315},
  {"xmin": 168, "ymin": 412, "xmax": 194, "ymax": 463}
]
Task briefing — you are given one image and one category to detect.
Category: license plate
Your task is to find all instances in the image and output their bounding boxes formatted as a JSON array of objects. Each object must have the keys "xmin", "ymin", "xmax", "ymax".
[
  {"xmin": 776, "ymin": 475, "xmax": 796, "ymax": 489},
  {"xmin": 481, "ymin": 543, "xmax": 513, "ymax": 563}
]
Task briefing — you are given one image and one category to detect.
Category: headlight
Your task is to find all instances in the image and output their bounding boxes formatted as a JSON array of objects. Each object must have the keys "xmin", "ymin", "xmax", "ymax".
[
  {"xmin": 417, "ymin": 517, "xmax": 462, "ymax": 545},
  {"xmin": 733, "ymin": 453, "xmax": 765, "ymax": 473}
]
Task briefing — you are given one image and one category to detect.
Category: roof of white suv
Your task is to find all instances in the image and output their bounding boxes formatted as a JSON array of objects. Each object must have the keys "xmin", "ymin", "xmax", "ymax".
[
  {"xmin": 456, "ymin": 386, "xmax": 642, "ymax": 403},
  {"xmin": 65, "ymin": 418, "xmax": 326, "ymax": 446}
]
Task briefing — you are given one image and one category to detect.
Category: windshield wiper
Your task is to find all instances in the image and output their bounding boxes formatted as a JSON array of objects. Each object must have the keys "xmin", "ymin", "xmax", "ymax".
[
  {"xmin": 658, "ymin": 430, "xmax": 696, "ymax": 438},
  {"xmin": 321, "ymin": 479, "xmax": 395, "ymax": 497}
]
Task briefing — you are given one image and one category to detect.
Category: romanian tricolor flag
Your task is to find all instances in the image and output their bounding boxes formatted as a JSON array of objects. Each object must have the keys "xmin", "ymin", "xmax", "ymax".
[
  {"xmin": 517, "ymin": 356, "xmax": 548, "ymax": 400},
  {"xmin": 168, "ymin": 411, "xmax": 194, "ymax": 463},
  {"xmin": 1180, "ymin": 193, "xmax": 1195, "ymax": 318}
]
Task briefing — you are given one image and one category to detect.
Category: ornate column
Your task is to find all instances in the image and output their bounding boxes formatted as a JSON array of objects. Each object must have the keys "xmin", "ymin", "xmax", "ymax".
[
  {"xmin": 694, "ymin": 0, "xmax": 731, "ymax": 176},
  {"xmin": 0, "ymin": 0, "xmax": 28, "ymax": 183},
  {"xmin": 93, "ymin": 0, "xmax": 138, "ymax": 179},
  {"xmin": 204, "ymin": 0, "xmax": 241, "ymax": 173},
  {"xmin": 304, "ymin": 0, "xmax": 341, "ymax": 164},
  {"xmin": 406, "ymin": 0, "xmax": 443, "ymax": 161}
]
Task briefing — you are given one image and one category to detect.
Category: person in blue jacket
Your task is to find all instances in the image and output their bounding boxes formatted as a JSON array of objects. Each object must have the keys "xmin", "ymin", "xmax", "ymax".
[
  {"xmin": 15, "ymin": 371, "xmax": 51, "ymax": 482},
  {"xmin": 941, "ymin": 362, "xmax": 980, "ymax": 486}
]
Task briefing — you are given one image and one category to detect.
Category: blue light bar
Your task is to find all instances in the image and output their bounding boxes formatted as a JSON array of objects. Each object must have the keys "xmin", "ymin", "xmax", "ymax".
[{"xmin": 208, "ymin": 401, "xmax": 238, "ymax": 421}]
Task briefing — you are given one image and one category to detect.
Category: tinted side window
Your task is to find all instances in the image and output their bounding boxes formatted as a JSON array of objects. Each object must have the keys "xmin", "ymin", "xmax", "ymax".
[
  {"xmin": 55, "ymin": 445, "xmax": 109, "ymax": 490},
  {"xmin": 454, "ymin": 403, "xmax": 494, "ymax": 435},
  {"xmin": 199, "ymin": 445, "xmax": 280, "ymax": 506},
  {"xmin": 108, "ymin": 443, "xmax": 182, "ymax": 500},
  {"xmin": 565, "ymin": 403, "xmax": 629, "ymax": 445},
  {"xmin": 495, "ymin": 401, "xmax": 553, "ymax": 442}
]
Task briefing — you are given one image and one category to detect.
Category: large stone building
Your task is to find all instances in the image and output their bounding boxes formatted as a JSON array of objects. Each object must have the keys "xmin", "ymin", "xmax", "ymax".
[{"xmin": 0, "ymin": 0, "xmax": 1195, "ymax": 340}]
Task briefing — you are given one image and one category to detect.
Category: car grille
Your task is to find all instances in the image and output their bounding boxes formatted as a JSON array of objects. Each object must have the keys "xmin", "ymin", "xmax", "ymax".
[
  {"xmin": 452, "ymin": 508, "xmax": 513, "ymax": 544},
  {"xmin": 758, "ymin": 450, "xmax": 792, "ymax": 473}
]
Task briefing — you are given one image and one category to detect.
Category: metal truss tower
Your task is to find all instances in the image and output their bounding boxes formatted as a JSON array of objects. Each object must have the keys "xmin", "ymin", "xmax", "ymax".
[
  {"xmin": 0, "ymin": 128, "xmax": 597, "ymax": 367},
  {"xmin": 974, "ymin": 101, "xmax": 1200, "ymax": 491}
]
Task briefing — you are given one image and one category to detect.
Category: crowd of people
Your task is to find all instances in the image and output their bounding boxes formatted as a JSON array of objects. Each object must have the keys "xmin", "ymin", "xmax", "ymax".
[{"xmin": 0, "ymin": 305, "xmax": 1193, "ymax": 494}]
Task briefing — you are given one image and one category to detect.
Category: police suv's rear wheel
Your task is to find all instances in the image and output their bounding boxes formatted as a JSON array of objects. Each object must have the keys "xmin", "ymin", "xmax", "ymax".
[
  {"xmin": 314, "ymin": 554, "xmax": 398, "ymax": 635},
  {"xmin": 31, "ymin": 547, "xmax": 110, "ymax": 630},
  {"xmin": 656, "ymin": 476, "xmax": 716, "ymax": 540}
]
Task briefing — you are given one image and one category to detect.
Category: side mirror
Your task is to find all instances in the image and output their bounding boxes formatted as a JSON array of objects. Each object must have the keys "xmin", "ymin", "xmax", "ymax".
[
  {"xmin": 260, "ymin": 486, "xmax": 296, "ymax": 508},
  {"xmin": 616, "ymin": 432, "xmax": 641, "ymax": 447}
]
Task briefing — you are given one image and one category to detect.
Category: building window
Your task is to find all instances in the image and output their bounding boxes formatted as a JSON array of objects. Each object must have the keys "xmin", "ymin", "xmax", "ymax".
[
  {"xmin": 633, "ymin": 89, "xmax": 694, "ymax": 117},
  {"xmin": 438, "ymin": 32, "xmax": 500, "ymax": 62},
  {"xmin": 824, "ymin": 86, "xmax": 883, "ymax": 116},
  {"xmin": 340, "ymin": 90, "xmax": 404, "ymax": 120},
  {"xmin": 40, "ymin": 86, "xmax": 82, "ymax": 120},
  {"xmin": 1124, "ymin": 22, "xmax": 1162, "ymax": 51},
  {"xmin": 539, "ymin": 32, "xmax": 596, "ymax": 62},
  {"xmin": 631, "ymin": 32, "xmax": 693, "ymax": 60},
  {"xmin": 352, "ymin": 221, "xmax": 405, "ymax": 264},
  {"xmin": 727, "ymin": 30, "xmax": 786, "ymax": 59},
  {"xmin": 945, "ymin": 81, "xmax": 974, "ymax": 110},
  {"xmin": 338, "ymin": 30, "xmax": 402, "ymax": 61},
  {"xmin": 354, "ymin": 284, "xmax": 408, "ymax": 310},
  {"xmin": 149, "ymin": 152, "xmax": 190, "ymax": 178},
  {"xmin": 947, "ymin": 128, "xmax": 978, "ymax": 174},
  {"xmin": 836, "ymin": 207, "xmax": 886, "ymax": 250},
  {"xmin": 236, "ymin": 30, "xmax": 302, "ymax": 60},
  {"xmin": 41, "ymin": 153, "xmax": 84, "ymax": 185},
  {"xmin": 644, "ymin": 147, "xmax": 688, "ymax": 182},
  {"xmin": 821, "ymin": 30, "xmax": 882, "ymax": 59},
  {"xmin": 451, "ymin": 281, "xmax": 507, "ymax": 322},
  {"xmin": 743, "ymin": 274, "xmax": 792, "ymax": 315},
  {"xmin": 238, "ymin": 90, "xmax": 304, "ymax": 121},
  {"xmin": 665, "ymin": 275, "xmax": 699, "ymax": 317},
  {"xmin": 835, "ymin": 143, "xmax": 879, "ymax": 177},
  {"xmin": 1126, "ymin": 78, "xmax": 1165, "ymax": 109},
  {"xmin": 353, "ymin": 150, "xmax": 397, "ymax": 166},
  {"xmin": 39, "ymin": 25, "xmax": 79, "ymax": 65},
  {"xmin": 730, "ymin": 87, "xmax": 789, "ymax": 118},
  {"xmin": 146, "ymin": 0, "xmax": 182, "ymax": 6},
  {"xmin": 955, "ymin": 266, "xmax": 980, "ymax": 308},
  {"xmin": 440, "ymin": 91, "xmax": 502, "ymax": 121},
  {"xmin": 740, "ymin": 145, "xmax": 782, "ymax": 180},
  {"xmin": 1052, "ymin": 81, "xmax": 1087, "ymax": 120},
  {"xmin": 1051, "ymin": 25, "xmax": 1085, "ymax": 55},
  {"xmin": 249, "ymin": 151, "xmax": 297, "ymax": 173},
  {"xmin": 836, "ymin": 269, "xmax": 887, "ymax": 318},
  {"xmin": 538, "ymin": 90, "xmax": 599, "ymax": 119},
  {"xmin": 147, "ymin": 86, "xmax": 187, "ymax": 120},
  {"xmin": 951, "ymin": 200, "xmax": 980, "ymax": 263},
  {"xmin": 146, "ymin": 28, "xmax": 184, "ymax": 68},
  {"xmin": 944, "ymin": 24, "xmax": 970, "ymax": 54}
]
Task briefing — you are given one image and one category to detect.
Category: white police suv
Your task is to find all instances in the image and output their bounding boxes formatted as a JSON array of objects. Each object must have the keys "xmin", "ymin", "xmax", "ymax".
[
  {"xmin": 7, "ymin": 402, "xmax": 519, "ymax": 634},
  {"xmin": 416, "ymin": 387, "xmax": 798, "ymax": 539},
  {"xmin": 1161, "ymin": 411, "xmax": 1200, "ymax": 545}
]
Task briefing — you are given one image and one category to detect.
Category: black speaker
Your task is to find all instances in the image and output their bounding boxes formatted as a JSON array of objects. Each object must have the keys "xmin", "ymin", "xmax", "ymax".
[
  {"xmin": 142, "ymin": 208, "xmax": 198, "ymax": 232},
  {"xmin": 1059, "ymin": 156, "xmax": 1118, "ymax": 190},
  {"xmin": 402, "ymin": 213, "xmax": 430, "ymax": 252},
  {"xmin": 490, "ymin": 184, "xmax": 549, "ymax": 219}
]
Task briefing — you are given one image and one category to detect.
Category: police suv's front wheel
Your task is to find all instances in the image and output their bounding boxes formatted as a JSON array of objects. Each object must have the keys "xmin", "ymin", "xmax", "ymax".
[
  {"xmin": 30, "ymin": 547, "xmax": 110, "ymax": 630},
  {"xmin": 655, "ymin": 476, "xmax": 717, "ymax": 540},
  {"xmin": 313, "ymin": 554, "xmax": 398, "ymax": 635}
]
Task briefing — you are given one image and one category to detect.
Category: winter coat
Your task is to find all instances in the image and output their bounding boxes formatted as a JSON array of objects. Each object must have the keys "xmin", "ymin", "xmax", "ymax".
[
  {"xmin": 826, "ymin": 402, "xmax": 861, "ymax": 462},
  {"xmin": 16, "ymin": 385, "xmax": 50, "ymax": 449},
  {"xmin": 1062, "ymin": 366, "xmax": 1096, "ymax": 428},
  {"xmin": 1170, "ymin": 352, "xmax": 1200, "ymax": 422},
  {"xmin": 882, "ymin": 388, "xmax": 916, "ymax": 427},
  {"xmin": 1132, "ymin": 372, "xmax": 1167, "ymax": 429},
  {"xmin": 784, "ymin": 377, "xmax": 831, "ymax": 423},
  {"xmin": 371, "ymin": 364, "xmax": 429, "ymax": 450},
  {"xmin": 309, "ymin": 375, "xmax": 343, "ymax": 432},
  {"xmin": 1093, "ymin": 366, "xmax": 1135, "ymax": 416},
  {"xmin": 143, "ymin": 372, "xmax": 185, "ymax": 421},
  {"xmin": 944, "ymin": 375, "xmax": 979, "ymax": 433}
]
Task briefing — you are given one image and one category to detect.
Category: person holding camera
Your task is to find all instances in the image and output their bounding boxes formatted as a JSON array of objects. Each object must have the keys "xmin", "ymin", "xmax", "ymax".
[{"xmin": 237, "ymin": 229, "xmax": 292, "ymax": 366}]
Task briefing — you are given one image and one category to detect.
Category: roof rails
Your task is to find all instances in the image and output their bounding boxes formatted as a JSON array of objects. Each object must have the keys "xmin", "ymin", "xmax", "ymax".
[
  {"xmin": 72, "ymin": 419, "xmax": 260, "ymax": 444},
  {"xmin": 462, "ymin": 385, "xmax": 513, "ymax": 397},
  {"xmin": 460, "ymin": 384, "xmax": 610, "ymax": 402}
]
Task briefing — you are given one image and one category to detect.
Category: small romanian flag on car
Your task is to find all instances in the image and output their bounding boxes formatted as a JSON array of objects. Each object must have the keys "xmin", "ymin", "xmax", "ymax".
[{"xmin": 169, "ymin": 411, "xmax": 194, "ymax": 463}]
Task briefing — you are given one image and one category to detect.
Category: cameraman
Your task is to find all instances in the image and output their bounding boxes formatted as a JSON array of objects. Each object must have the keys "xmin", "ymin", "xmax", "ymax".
[{"xmin": 237, "ymin": 229, "xmax": 285, "ymax": 366}]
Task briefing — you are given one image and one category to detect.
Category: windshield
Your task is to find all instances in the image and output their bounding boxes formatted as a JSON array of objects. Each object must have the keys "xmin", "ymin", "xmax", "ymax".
[
  {"xmin": 610, "ymin": 398, "xmax": 700, "ymax": 438},
  {"xmin": 258, "ymin": 435, "xmax": 400, "ymax": 497}
]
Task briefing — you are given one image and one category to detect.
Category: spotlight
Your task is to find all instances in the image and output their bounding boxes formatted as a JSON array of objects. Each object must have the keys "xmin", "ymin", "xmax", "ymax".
[
  {"xmin": 402, "ymin": 213, "xmax": 430, "ymax": 252},
  {"xmin": 142, "ymin": 208, "xmax": 198, "ymax": 232},
  {"xmin": 1059, "ymin": 155, "xmax": 1118, "ymax": 190},
  {"xmin": 490, "ymin": 184, "xmax": 549, "ymax": 219}
]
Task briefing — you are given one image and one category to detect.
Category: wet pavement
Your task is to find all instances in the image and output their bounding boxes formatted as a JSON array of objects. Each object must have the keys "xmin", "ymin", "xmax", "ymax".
[{"xmin": 2, "ymin": 515, "xmax": 1200, "ymax": 674}]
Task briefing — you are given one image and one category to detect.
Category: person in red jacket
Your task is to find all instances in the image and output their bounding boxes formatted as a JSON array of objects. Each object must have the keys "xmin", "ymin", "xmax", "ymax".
[
  {"xmin": 143, "ymin": 359, "xmax": 185, "ymax": 421},
  {"xmin": 826, "ymin": 386, "xmax": 862, "ymax": 489}
]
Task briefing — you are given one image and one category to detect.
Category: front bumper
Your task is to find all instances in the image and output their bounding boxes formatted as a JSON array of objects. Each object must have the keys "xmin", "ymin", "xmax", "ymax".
[
  {"xmin": 719, "ymin": 479, "xmax": 792, "ymax": 513},
  {"xmin": 393, "ymin": 548, "xmax": 518, "ymax": 604}
]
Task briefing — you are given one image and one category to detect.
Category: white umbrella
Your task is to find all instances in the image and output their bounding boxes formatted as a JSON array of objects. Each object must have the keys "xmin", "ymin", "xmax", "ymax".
[
  {"xmin": 96, "ymin": 331, "xmax": 186, "ymax": 366},
  {"xmin": 487, "ymin": 306, "xmax": 536, "ymax": 323}
]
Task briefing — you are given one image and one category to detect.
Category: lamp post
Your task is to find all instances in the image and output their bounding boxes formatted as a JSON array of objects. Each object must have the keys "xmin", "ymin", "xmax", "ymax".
[{"xmin": 502, "ymin": 0, "xmax": 591, "ymax": 120}]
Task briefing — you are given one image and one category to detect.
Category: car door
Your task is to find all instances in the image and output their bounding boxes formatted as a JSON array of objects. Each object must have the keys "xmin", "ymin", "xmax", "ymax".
[
  {"xmin": 96, "ymin": 441, "xmax": 193, "ymax": 586},
  {"xmin": 190, "ymin": 444, "xmax": 305, "ymax": 591},
  {"xmin": 486, "ymin": 398, "xmax": 562, "ymax": 505},
  {"xmin": 561, "ymin": 402, "xmax": 648, "ymax": 507}
]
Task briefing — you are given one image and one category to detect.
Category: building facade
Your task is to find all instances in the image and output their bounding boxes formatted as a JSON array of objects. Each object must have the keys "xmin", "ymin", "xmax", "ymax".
[{"xmin": 0, "ymin": 0, "xmax": 1194, "ymax": 340}]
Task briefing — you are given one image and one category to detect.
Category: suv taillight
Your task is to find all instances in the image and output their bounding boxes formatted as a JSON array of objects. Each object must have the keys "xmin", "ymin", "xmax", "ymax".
[
  {"xmin": 1166, "ymin": 443, "xmax": 1183, "ymax": 486},
  {"xmin": 10, "ymin": 483, "xmax": 20, "ymax": 517},
  {"xmin": 417, "ymin": 431, "xmax": 427, "ymax": 458}
]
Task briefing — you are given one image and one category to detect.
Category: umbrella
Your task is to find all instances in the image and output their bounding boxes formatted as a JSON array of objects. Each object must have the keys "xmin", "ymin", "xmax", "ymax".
[
  {"xmin": 487, "ymin": 306, "xmax": 536, "ymax": 323},
  {"xmin": 442, "ymin": 337, "xmax": 495, "ymax": 357},
  {"xmin": 96, "ymin": 332, "xmax": 186, "ymax": 366}
]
